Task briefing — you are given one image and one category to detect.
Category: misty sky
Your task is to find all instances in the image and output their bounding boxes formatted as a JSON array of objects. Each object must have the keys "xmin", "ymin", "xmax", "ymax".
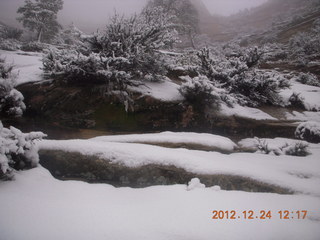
[{"xmin": 0, "ymin": 0, "xmax": 268, "ymax": 32}]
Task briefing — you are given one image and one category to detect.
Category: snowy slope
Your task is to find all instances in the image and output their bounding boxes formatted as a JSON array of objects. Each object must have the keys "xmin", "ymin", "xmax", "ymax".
[
  {"xmin": 280, "ymin": 81, "xmax": 320, "ymax": 112},
  {"xmin": 0, "ymin": 50, "xmax": 43, "ymax": 85}
]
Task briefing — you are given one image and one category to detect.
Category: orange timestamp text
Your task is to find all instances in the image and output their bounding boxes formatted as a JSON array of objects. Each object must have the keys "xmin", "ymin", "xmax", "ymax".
[{"xmin": 212, "ymin": 210, "xmax": 308, "ymax": 220}]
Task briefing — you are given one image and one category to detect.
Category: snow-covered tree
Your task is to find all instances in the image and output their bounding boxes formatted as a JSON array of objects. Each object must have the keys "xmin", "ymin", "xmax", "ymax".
[
  {"xmin": 145, "ymin": 0, "xmax": 199, "ymax": 47},
  {"xmin": 0, "ymin": 121, "xmax": 47, "ymax": 180},
  {"xmin": 0, "ymin": 57, "xmax": 26, "ymax": 117},
  {"xmin": 53, "ymin": 23, "xmax": 86, "ymax": 46},
  {"xmin": 17, "ymin": 0, "xmax": 63, "ymax": 43}
]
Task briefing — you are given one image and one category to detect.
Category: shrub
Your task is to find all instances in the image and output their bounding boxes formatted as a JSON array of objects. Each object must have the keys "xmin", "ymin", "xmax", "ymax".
[
  {"xmin": 179, "ymin": 75, "xmax": 220, "ymax": 108},
  {"xmin": 0, "ymin": 121, "xmax": 47, "ymax": 180},
  {"xmin": 21, "ymin": 41, "xmax": 46, "ymax": 52},
  {"xmin": 0, "ymin": 57, "xmax": 26, "ymax": 117},
  {"xmin": 0, "ymin": 39, "xmax": 21, "ymax": 51},
  {"xmin": 295, "ymin": 121, "xmax": 320, "ymax": 143},
  {"xmin": 195, "ymin": 46, "xmax": 289, "ymax": 107},
  {"xmin": 295, "ymin": 72, "xmax": 320, "ymax": 87},
  {"xmin": 43, "ymin": 7, "xmax": 178, "ymax": 87},
  {"xmin": 0, "ymin": 26, "xmax": 23, "ymax": 40},
  {"xmin": 289, "ymin": 93, "xmax": 305, "ymax": 109},
  {"xmin": 281, "ymin": 142, "xmax": 310, "ymax": 157},
  {"xmin": 254, "ymin": 137, "xmax": 310, "ymax": 156}
]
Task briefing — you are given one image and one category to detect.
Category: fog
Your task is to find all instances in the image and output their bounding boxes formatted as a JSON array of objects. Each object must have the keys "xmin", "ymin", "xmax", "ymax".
[
  {"xmin": 203, "ymin": 0, "xmax": 268, "ymax": 16},
  {"xmin": 0, "ymin": 0, "xmax": 268, "ymax": 32}
]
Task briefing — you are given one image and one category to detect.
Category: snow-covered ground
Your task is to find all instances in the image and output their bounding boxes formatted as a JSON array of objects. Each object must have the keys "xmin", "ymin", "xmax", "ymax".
[
  {"xmin": 1, "ymin": 166, "xmax": 319, "ymax": 240},
  {"xmin": 0, "ymin": 48, "xmax": 319, "ymax": 239},
  {"xmin": 219, "ymin": 103, "xmax": 277, "ymax": 120},
  {"xmin": 128, "ymin": 78, "xmax": 183, "ymax": 102},
  {"xmin": 91, "ymin": 131, "xmax": 237, "ymax": 152},
  {"xmin": 281, "ymin": 81, "xmax": 320, "ymax": 112},
  {"xmin": 37, "ymin": 135, "xmax": 320, "ymax": 196},
  {"xmin": 0, "ymin": 50, "xmax": 43, "ymax": 85},
  {"xmin": 1, "ymin": 132, "xmax": 320, "ymax": 240}
]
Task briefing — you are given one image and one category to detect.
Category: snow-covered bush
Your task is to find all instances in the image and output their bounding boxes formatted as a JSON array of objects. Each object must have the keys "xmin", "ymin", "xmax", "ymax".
[
  {"xmin": 295, "ymin": 121, "xmax": 320, "ymax": 143},
  {"xmin": 0, "ymin": 26, "xmax": 23, "ymax": 40},
  {"xmin": 0, "ymin": 57, "xmax": 26, "ymax": 117},
  {"xmin": 289, "ymin": 93, "xmax": 305, "ymax": 109},
  {"xmin": 0, "ymin": 121, "xmax": 47, "ymax": 180},
  {"xmin": 43, "ymin": 7, "xmax": 178, "ymax": 88},
  {"xmin": 179, "ymin": 75, "xmax": 220, "ymax": 108},
  {"xmin": 281, "ymin": 142, "xmax": 309, "ymax": 157},
  {"xmin": 288, "ymin": 22, "xmax": 320, "ymax": 64},
  {"xmin": 0, "ymin": 39, "xmax": 21, "ymax": 51},
  {"xmin": 253, "ymin": 137, "xmax": 309, "ymax": 156},
  {"xmin": 289, "ymin": 30, "xmax": 320, "ymax": 57},
  {"xmin": 295, "ymin": 72, "xmax": 320, "ymax": 87},
  {"xmin": 196, "ymin": 47, "xmax": 289, "ymax": 107},
  {"xmin": 21, "ymin": 41, "xmax": 46, "ymax": 52}
]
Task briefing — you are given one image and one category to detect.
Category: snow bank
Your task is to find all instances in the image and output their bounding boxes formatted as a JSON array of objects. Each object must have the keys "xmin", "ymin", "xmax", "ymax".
[
  {"xmin": 285, "ymin": 111, "xmax": 320, "ymax": 122},
  {"xmin": 219, "ymin": 103, "xmax": 277, "ymax": 120},
  {"xmin": 0, "ymin": 50, "xmax": 43, "ymax": 85},
  {"xmin": 91, "ymin": 131, "xmax": 237, "ymax": 152},
  {"xmin": 0, "ymin": 166, "xmax": 319, "ymax": 240},
  {"xmin": 280, "ymin": 82, "xmax": 320, "ymax": 112},
  {"xmin": 39, "ymin": 137, "xmax": 320, "ymax": 196}
]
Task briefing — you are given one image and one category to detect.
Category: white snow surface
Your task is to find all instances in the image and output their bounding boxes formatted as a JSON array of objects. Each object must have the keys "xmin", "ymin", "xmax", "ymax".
[
  {"xmin": 128, "ymin": 79, "xmax": 183, "ymax": 102},
  {"xmin": 0, "ymin": 166, "xmax": 319, "ymax": 240},
  {"xmin": 39, "ymin": 136, "xmax": 320, "ymax": 196},
  {"xmin": 280, "ymin": 81, "xmax": 320, "ymax": 112},
  {"xmin": 219, "ymin": 103, "xmax": 277, "ymax": 120},
  {"xmin": 0, "ymin": 50, "xmax": 43, "ymax": 85},
  {"xmin": 90, "ymin": 131, "xmax": 237, "ymax": 152},
  {"xmin": 285, "ymin": 111, "xmax": 320, "ymax": 122}
]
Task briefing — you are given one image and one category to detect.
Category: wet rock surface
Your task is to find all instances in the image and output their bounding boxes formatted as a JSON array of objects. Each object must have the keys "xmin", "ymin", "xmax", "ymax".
[{"xmin": 39, "ymin": 150, "xmax": 291, "ymax": 194}]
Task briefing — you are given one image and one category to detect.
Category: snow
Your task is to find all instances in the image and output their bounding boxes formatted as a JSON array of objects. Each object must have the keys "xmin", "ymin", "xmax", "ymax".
[
  {"xmin": 0, "ymin": 166, "xmax": 319, "ymax": 240},
  {"xmin": 128, "ymin": 79, "xmax": 183, "ymax": 102},
  {"xmin": 295, "ymin": 121, "xmax": 320, "ymax": 140},
  {"xmin": 285, "ymin": 111, "xmax": 320, "ymax": 122},
  {"xmin": 280, "ymin": 81, "xmax": 320, "ymax": 112},
  {"xmin": 91, "ymin": 131, "xmax": 237, "ymax": 152},
  {"xmin": 187, "ymin": 178, "xmax": 206, "ymax": 190},
  {"xmin": 219, "ymin": 103, "xmax": 277, "ymax": 120},
  {"xmin": 39, "ymin": 136, "xmax": 320, "ymax": 196},
  {"xmin": 0, "ymin": 50, "xmax": 43, "ymax": 86}
]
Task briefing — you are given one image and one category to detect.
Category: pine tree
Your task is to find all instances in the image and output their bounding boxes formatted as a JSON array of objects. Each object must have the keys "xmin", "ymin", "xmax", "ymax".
[{"xmin": 17, "ymin": 0, "xmax": 63, "ymax": 43}]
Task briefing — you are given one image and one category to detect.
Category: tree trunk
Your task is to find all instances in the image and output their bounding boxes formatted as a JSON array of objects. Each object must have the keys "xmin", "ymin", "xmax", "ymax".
[
  {"xmin": 37, "ymin": 28, "xmax": 43, "ymax": 43},
  {"xmin": 188, "ymin": 30, "xmax": 196, "ymax": 49}
]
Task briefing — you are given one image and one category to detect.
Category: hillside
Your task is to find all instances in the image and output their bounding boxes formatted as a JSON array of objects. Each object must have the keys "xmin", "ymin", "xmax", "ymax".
[{"xmin": 202, "ymin": 0, "xmax": 320, "ymax": 43}]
